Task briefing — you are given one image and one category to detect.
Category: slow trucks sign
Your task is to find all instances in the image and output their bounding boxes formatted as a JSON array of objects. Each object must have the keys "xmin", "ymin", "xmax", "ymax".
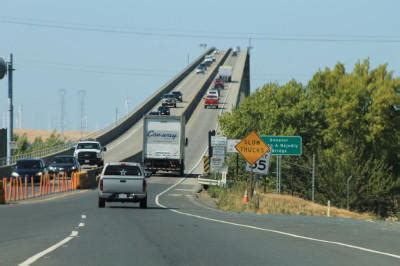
[{"xmin": 147, "ymin": 130, "xmax": 179, "ymax": 144}]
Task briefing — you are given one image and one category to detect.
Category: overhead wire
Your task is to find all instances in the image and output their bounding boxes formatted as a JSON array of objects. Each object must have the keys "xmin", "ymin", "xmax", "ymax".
[{"xmin": 1, "ymin": 16, "xmax": 400, "ymax": 43}]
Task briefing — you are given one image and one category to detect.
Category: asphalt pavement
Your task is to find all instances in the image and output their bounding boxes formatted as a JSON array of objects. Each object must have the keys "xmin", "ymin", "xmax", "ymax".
[{"xmin": 1, "ymin": 176, "xmax": 399, "ymax": 266}]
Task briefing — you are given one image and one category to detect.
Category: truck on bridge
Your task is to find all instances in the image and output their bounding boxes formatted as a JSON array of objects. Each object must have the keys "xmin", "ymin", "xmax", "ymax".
[
  {"xmin": 218, "ymin": 66, "xmax": 232, "ymax": 82},
  {"xmin": 142, "ymin": 115, "xmax": 186, "ymax": 176}
]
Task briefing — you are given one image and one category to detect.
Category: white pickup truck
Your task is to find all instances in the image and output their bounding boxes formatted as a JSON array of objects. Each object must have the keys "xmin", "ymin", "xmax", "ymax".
[{"xmin": 98, "ymin": 162, "xmax": 151, "ymax": 208}]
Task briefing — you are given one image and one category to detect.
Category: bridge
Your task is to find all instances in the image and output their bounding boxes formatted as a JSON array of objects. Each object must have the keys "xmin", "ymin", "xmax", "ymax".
[
  {"xmin": 0, "ymin": 47, "xmax": 250, "ymax": 177},
  {"xmin": 1, "ymin": 48, "xmax": 398, "ymax": 266}
]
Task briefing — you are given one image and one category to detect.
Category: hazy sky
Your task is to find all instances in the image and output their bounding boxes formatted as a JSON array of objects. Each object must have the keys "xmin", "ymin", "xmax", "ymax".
[{"xmin": 1, "ymin": 0, "xmax": 399, "ymax": 131}]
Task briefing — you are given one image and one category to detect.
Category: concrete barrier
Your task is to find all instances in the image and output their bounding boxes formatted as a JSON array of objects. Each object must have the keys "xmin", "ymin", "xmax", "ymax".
[{"xmin": 77, "ymin": 169, "xmax": 98, "ymax": 189}]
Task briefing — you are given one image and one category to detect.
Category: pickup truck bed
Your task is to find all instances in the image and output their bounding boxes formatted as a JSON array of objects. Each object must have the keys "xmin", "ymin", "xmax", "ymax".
[{"xmin": 98, "ymin": 163, "xmax": 148, "ymax": 208}]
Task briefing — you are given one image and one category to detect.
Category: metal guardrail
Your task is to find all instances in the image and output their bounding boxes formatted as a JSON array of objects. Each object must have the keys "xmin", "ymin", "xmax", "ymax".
[{"xmin": 0, "ymin": 142, "xmax": 76, "ymax": 166}]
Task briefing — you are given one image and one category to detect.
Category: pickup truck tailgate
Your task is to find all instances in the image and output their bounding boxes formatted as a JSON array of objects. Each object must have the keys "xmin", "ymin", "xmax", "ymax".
[{"xmin": 102, "ymin": 175, "xmax": 144, "ymax": 193}]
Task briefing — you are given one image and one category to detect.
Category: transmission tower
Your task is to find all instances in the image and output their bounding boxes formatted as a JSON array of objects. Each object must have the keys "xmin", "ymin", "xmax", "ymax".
[
  {"xmin": 59, "ymin": 89, "xmax": 66, "ymax": 135},
  {"xmin": 78, "ymin": 90, "xmax": 86, "ymax": 137}
]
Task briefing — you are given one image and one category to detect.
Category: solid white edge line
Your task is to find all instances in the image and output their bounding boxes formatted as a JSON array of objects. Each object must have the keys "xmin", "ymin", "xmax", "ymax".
[
  {"xmin": 155, "ymin": 167, "xmax": 400, "ymax": 261},
  {"xmin": 19, "ymin": 236, "xmax": 75, "ymax": 266}
]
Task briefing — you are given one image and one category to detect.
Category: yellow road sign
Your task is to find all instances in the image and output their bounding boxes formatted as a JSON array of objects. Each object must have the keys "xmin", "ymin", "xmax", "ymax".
[{"xmin": 235, "ymin": 131, "xmax": 271, "ymax": 165}]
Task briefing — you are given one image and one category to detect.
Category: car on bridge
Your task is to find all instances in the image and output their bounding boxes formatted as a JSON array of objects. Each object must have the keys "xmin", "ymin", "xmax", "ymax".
[
  {"xmin": 11, "ymin": 158, "xmax": 48, "ymax": 182},
  {"xmin": 158, "ymin": 106, "xmax": 170, "ymax": 115},
  {"xmin": 171, "ymin": 91, "xmax": 183, "ymax": 102},
  {"xmin": 204, "ymin": 94, "xmax": 219, "ymax": 109},
  {"xmin": 214, "ymin": 78, "xmax": 224, "ymax": 89},
  {"xmin": 196, "ymin": 64, "xmax": 206, "ymax": 74},
  {"xmin": 98, "ymin": 162, "xmax": 151, "ymax": 208},
  {"xmin": 207, "ymin": 89, "xmax": 219, "ymax": 98},
  {"xmin": 161, "ymin": 93, "xmax": 177, "ymax": 107},
  {"xmin": 149, "ymin": 110, "xmax": 160, "ymax": 115},
  {"xmin": 48, "ymin": 155, "xmax": 80, "ymax": 176}
]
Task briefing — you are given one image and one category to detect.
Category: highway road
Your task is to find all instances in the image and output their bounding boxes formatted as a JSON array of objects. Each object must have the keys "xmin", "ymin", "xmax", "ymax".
[
  {"xmin": 1, "ymin": 176, "xmax": 399, "ymax": 265},
  {"xmin": 1, "ymin": 50, "xmax": 399, "ymax": 265}
]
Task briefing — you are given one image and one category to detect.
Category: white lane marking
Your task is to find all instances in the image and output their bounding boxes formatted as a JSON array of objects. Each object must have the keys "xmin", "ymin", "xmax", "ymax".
[
  {"xmin": 81, "ymin": 214, "xmax": 86, "ymax": 219},
  {"xmin": 19, "ymin": 221, "xmax": 84, "ymax": 265},
  {"xmin": 167, "ymin": 194, "xmax": 183, "ymax": 197},
  {"xmin": 19, "ymin": 235, "xmax": 76, "ymax": 265},
  {"xmin": 175, "ymin": 188, "xmax": 194, "ymax": 192},
  {"xmin": 155, "ymin": 164, "xmax": 400, "ymax": 260}
]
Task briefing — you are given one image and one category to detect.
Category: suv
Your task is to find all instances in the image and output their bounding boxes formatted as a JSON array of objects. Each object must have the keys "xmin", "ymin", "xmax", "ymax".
[
  {"xmin": 74, "ymin": 140, "xmax": 106, "ymax": 167},
  {"xmin": 12, "ymin": 159, "xmax": 47, "ymax": 182},
  {"xmin": 161, "ymin": 93, "xmax": 177, "ymax": 107},
  {"xmin": 171, "ymin": 91, "xmax": 183, "ymax": 102}
]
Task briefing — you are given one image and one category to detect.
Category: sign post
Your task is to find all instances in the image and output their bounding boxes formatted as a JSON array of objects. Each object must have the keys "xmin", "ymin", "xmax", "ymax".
[{"xmin": 235, "ymin": 132, "xmax": 271, "ymax": 199}]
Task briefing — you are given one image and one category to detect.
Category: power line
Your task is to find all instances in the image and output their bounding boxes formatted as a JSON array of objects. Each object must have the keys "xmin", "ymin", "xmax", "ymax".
[
  {"xmin": 18, "ymin": 64, "xmax": 173, "ymax": 77},
  {"xmin": 3, "ymin": 15, "xmax": 400, "ymax": 40},
  {"xmin": 2, "ymin": 17, "xmax": 400, "ymax": 43},
  {"xmin": 17, "ymin": 58, "xmax": 176, "ymax": 74}
]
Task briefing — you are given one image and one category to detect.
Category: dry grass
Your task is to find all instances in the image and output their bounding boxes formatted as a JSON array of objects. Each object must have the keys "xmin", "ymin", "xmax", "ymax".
[
  {"xmin": 209, "ymin": 186, "xmax": 376, "ymax": 221},
  {"xmin": 15, "ymin": 129, "xmax": 93, "ymax": 142}
]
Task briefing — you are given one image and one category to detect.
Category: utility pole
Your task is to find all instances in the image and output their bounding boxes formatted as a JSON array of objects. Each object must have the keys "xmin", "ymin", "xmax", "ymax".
[
  {"xmin": 78, "ymin": 90, "xmax": 86, "ymax": 138},
  {"xmin": 124, "ymin": 98, "xmax": 130, "ymax": 115},
  {"xmin": 312, "ymin": 153, "xmax": 315, "ymax": 202},
  {"xmin": 59, "ymin": 89, "xmax": 66, "ymax": 135},
  {"xmin": 6, "ymin": 54, "xmax": 14, "ymax": 165}
]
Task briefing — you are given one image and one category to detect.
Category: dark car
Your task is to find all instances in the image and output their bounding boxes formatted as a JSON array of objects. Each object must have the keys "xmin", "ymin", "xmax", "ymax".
[
  {"xmin": 48, "ymin": 155, "xmax": 80, "ymax": 176},
  {"xmin": 214, "ymin": 78, "xmax": 224, "ymax": 89},
  {"xmin": 12, "ymin": 159, "xmax": 47, "ymax": 182},
  {"xmin": 149, "ymin": 110, "xmax": 160, "ymax": 115},
  {"xmin": 158, "ymin": 106, "xmax": 170, "ymax": 115},
  {"xmin": 171, "ymin": 91, "xmax": 183, "ymax": 102}
]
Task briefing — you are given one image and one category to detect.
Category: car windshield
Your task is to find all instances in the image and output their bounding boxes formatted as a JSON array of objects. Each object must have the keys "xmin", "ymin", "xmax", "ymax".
[
  {"xmin": 77, "ymin": 143, "xmax": 100, "ymax": 149},
  {"xmin": 172, "ymin": 92, "xmax": 181, "ymax": 95},
  {"xmin": 53, "ymin": 157, "xmax": 74, "ymax": 164},
  {"xmin": 207, "ymin": 95, "xmax": 218, "ymax": 99},
  {"xmin": 17, "ymin": 160, "xmax": 41, "ymax": 169},
  {"xmin": 163, "ymin": 94, "xmax": 174, "ymax": 99},
  {"xmin": 104, "ymin": 165, "xmax": 142, "ymax": 176}
]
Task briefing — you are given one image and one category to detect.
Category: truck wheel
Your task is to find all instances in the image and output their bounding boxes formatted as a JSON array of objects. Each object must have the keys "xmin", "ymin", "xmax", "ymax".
[
  {"xmin": 140, "ymin": 197, "xmax": 147, "ymax": 209},
  {"xmin": 98, "ymin": 198, "xmax": 105, "ymax": 208}
]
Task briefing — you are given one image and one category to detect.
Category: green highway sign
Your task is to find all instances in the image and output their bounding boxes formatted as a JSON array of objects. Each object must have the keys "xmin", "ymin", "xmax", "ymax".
[{"xmin": 261, "ymin": 136, "xmax": 302, "ymax": 156}]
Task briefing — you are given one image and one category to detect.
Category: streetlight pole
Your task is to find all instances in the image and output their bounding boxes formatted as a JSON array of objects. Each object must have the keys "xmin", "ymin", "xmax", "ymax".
[
  {"xmin": 347, "ymin": 175, "xmax": 353, "ymax": 210},
  {"xmin": 1, "ymin": 54, "xmax": 15, "ymax": 165}
]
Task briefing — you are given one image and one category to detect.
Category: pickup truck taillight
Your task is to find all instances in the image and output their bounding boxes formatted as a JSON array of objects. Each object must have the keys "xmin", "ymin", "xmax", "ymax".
[
  {"xmin": 99, "ymin": 178, "xmax": 103, "ymax": 191},
  {"xmin": 143, "ymin": 179, "xmax": 147, "ymax": 192}
]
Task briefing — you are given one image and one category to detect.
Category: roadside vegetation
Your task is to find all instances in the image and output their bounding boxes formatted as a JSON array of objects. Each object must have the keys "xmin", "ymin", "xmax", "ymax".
[
  {"xmin": 218, "ymin": 59, "xmax": 400, "ymax": 218},
  {"xmin": 207, "ymin": 185, "xmax": 376, "ymax": 220},
  {"xmin": 13, "ymin": 131, "xmax": 68, "ymax": 156}
]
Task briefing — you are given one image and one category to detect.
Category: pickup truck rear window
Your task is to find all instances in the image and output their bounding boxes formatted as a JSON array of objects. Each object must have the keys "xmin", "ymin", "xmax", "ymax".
[{"xmin": 104, "ymin": 165, "xmax": 142, "ymax": 176}]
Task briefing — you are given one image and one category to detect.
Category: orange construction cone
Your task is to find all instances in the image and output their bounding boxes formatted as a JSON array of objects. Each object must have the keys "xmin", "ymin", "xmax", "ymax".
[{"xmin": 243, "ymin": 189, "xmax": 249, "ymax": 204}]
